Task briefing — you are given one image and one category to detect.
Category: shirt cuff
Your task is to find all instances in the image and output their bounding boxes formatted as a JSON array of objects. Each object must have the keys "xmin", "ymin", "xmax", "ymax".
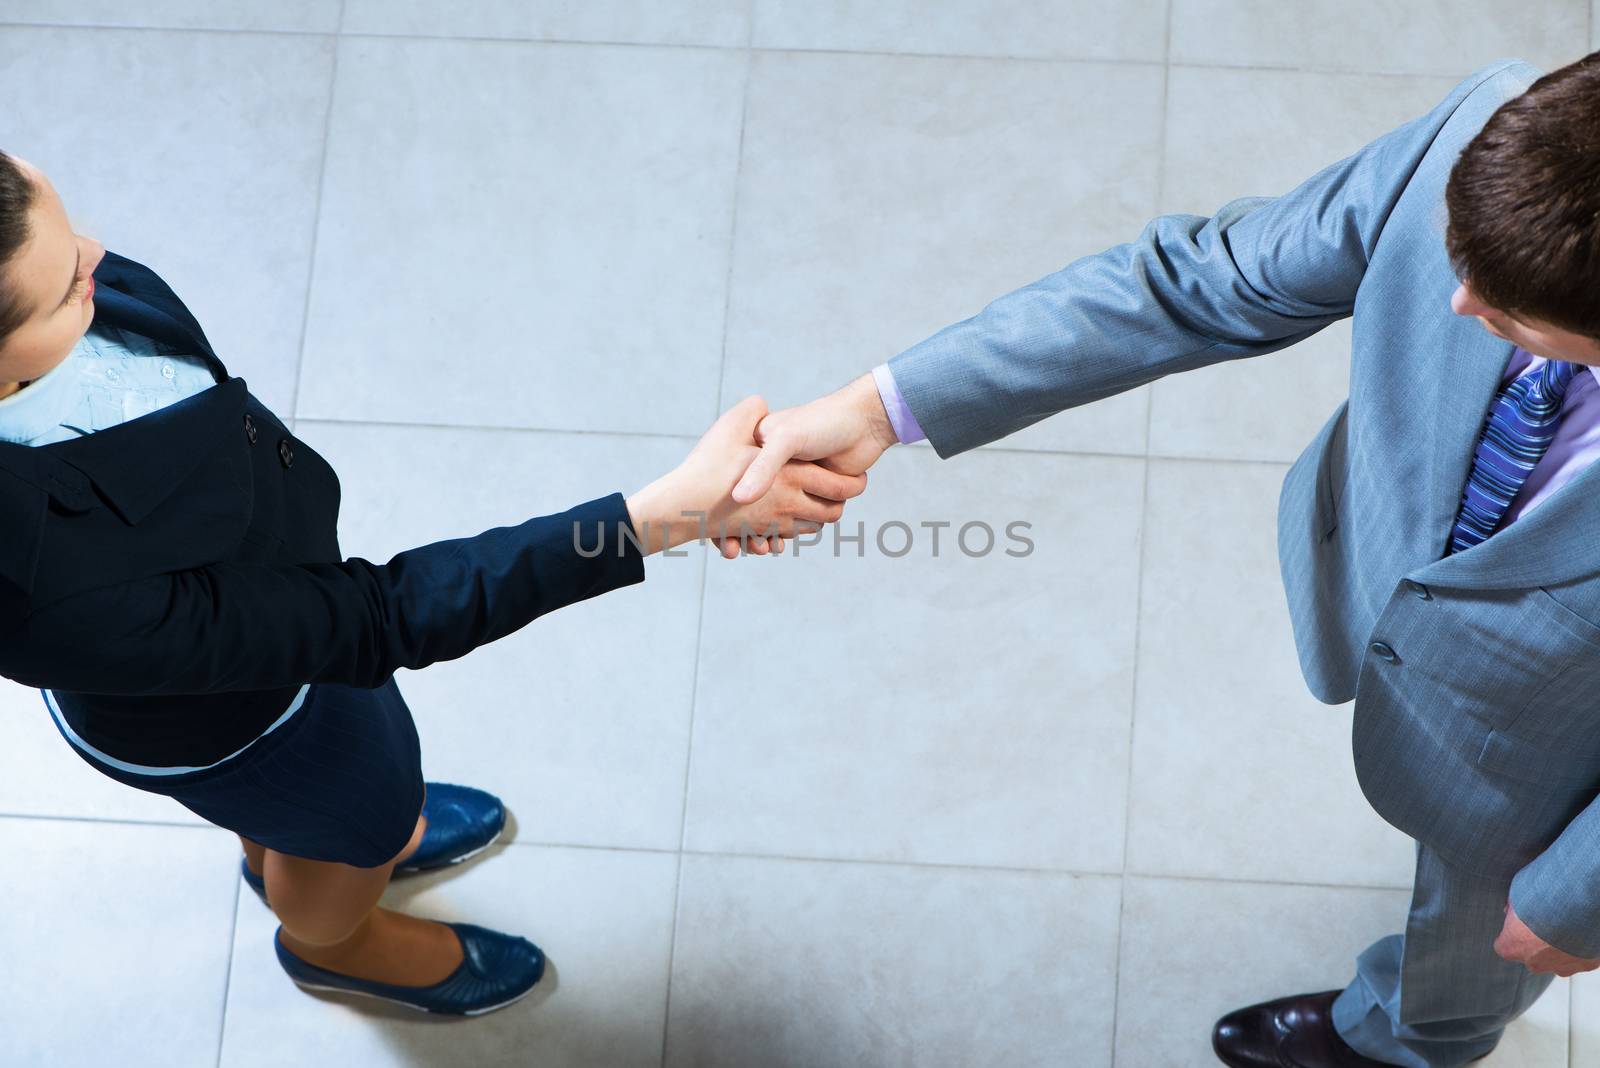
[{"xmin": 871, "ymin": 362, "xmax": 926, "ymax": 445}]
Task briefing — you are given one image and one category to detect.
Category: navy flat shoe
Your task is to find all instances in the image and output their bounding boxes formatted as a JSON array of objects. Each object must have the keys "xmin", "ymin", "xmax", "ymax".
[
  {"xmin": 240, "ymin": 781, "xmax": 507, "ymax": 907},
  {"xmin": 395, "ymin": 782, "xmax": 507, "ymax": 874},
  {"xmin": 273, "ymin": 921, "xmax": 545, "ymax": 1016}
]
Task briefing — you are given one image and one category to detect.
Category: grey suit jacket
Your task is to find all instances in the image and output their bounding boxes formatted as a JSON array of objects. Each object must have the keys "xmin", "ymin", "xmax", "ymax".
[{"xmin": 887, "ymin": 57, "xmax": 1600, "ymax": 957}]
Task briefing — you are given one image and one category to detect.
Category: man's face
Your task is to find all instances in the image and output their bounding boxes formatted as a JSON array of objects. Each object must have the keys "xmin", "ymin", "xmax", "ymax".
[
  {"xmin": 0, "ymin": 155, "xmax": 105, "ymax": 390},
  {"xmin": 1451, "ymin": 281, "xmax": 1600, "ymax": 364}
]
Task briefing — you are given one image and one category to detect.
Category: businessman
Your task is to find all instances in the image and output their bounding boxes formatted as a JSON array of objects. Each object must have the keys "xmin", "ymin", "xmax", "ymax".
[{"xmin": 730, "ymin": 53, "xmax": 1600, "ymax": 1068}]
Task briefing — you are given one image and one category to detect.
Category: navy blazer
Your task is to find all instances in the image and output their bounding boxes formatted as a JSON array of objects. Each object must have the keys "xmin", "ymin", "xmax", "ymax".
[{"xmin": 0, "ymin": 250, "xmax": 644, "ymax": 764}]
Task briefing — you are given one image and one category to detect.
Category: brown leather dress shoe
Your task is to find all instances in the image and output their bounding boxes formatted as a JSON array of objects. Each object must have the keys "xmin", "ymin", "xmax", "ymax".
[{"xmin": 1212, "ymin": 990, "xmax": 1401, "ymax": 1067}]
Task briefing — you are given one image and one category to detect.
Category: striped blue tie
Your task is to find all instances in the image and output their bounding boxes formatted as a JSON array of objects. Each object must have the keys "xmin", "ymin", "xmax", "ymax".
[{"xmin": 1447, "ymin": 355, "xmax": 1582, "ymax": 555}]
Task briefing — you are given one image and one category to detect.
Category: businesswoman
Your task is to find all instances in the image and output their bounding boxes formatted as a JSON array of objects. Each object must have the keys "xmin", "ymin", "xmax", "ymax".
[{"xmin": 0, "ymin": 152, "xmax": 863, "ymax": 1016}]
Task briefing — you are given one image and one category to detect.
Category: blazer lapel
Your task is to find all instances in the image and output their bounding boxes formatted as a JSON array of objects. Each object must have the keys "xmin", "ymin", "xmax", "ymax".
[
  {"xmin": 39, "ymin": 376, "xmax": 247, "ymax": 527},
  {"xmin": 88, "ymin": 279, "xmax": 230, "ymax": 385},
  {"xmin": 1416, "ymin": 320, "xmax": 1513, "ymax": 561},
  {"xmin": 0, "ymin": 256, "xmax": 248, "ymax": 609},
  {"xmin": 1409, "ymin": 331, "xmax": 1600, "ymax": 590},
  {"xmin": 0, "ymin": 261, "xmax": 246, "ymax": 529}
]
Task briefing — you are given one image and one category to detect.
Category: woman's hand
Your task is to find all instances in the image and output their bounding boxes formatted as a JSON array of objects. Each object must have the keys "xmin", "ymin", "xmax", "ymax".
[{"xmin": 626, "ymin": 395, "xmax": 868, "ymax": 559}]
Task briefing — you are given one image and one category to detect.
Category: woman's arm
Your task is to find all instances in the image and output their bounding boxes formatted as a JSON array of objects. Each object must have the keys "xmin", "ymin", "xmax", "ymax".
[
  {"xmin": 0, "ymin": 396, "xmax": 863, "ymax": 696},
  {"xmin": 1, "ymin": 492, "xmax": 641, "ymax": 695}
]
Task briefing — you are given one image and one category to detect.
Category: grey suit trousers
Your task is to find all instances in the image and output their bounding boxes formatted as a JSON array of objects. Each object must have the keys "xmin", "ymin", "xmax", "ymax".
[{"xmin": 1331, "ymin": 841, "xmax": 1556, "ymax": 1067}]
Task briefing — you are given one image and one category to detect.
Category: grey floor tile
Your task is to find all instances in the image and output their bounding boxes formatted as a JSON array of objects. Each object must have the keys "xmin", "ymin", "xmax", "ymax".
[
  {"xmin": 720, "ymin": 50, "xmax": 1162, "ymax": 456},
  {"xmin": 296, "ymin": 36, "xmax": 745, "ymax": 438},
  {"xmin": 0, "ymin": 0, "xmax": 337, "ymax": 32},
  {"xmin": 687, "ymin": 445, "xmax": 1142, "ymax": 871},
  {"xmin": 666, "ymin": 853, "xmax": 1120, "ymax": 1068},
  {"xmin": 1127, "ymin": 459, "xmax": 1416, "ymax": 888},
  {"xmin": 0, "ymin": 817, "xmax": 240, "ymax": 1067},
  {"xmin": 1146, "ymin": 323, "xmax": 1353, "ymax": 465},
  {"xmin": 342, "ymin": 0, "xmax": 750, "ymax": 47},
  {"xmin": 1116, "ymin": 875, "xmax": 1410, "ymax": 1066},
  {"xmin": 1117, "ymin": 875, "xmax": 1570, "ymax": 1067},
  {"xmin": 295, "ymin": 421, "xmax": 706, "ymax": 850},
  {"xmin": 0, "ymin": 678, "xmax": 206, "ymax": 823},
  {"xmin": 1162, "ymin": 66, "xmax": 1459, "ymax": 216},
  {"xmin": 219, "ymin": 843, "xmax": 677, "ymax": 1067},
  {"xmin": 1170, "ymin": 0, "xmax": 1587, "ymax": 76},
  {"xmin": 750, "ymin": 0, "xmax": 1165, "ymax": 62},
  {"xmin": 0, "ymin": 26, "xmax": 333, "ymax": 417}
]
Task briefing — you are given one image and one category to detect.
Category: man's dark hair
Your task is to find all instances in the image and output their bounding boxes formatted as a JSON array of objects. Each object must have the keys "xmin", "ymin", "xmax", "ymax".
[
  {"xmin": 1445, "ymin": 50, "xmax": 1600, "ymax": 343},
  {"xmin": 0, "ymin": 150, "xmax": 39, "ymax": 350}
]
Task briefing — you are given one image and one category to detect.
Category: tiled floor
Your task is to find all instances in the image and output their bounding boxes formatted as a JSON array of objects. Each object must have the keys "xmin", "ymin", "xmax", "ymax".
[{"xmin": 1, "ymin": 2, "xmax": 1598, "ymax": 1065}]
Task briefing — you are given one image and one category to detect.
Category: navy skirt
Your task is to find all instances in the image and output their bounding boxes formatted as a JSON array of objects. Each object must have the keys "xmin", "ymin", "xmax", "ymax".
[{"xmin": 43, "ymin": 677, "xmax": 425, "ymax": 868}]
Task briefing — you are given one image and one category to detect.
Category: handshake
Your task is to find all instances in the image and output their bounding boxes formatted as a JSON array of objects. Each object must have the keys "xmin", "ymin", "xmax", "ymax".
[{"xmin": 626, "ymin": 372, "xmax": 900, "ymax": 560}]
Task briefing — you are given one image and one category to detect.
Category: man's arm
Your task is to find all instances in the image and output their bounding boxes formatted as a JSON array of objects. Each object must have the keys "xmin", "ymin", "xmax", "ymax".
[
  {"xmin": 888, "ymin": 58, "xmax": 1523, "ymax": 458},
  {"xmin": 1507, "ymin": 788, "xmax": 1600, "ymax": 959},
  {"xmin": 732, "ymin": 56, "xmax": 1530, "ymax": 498}
]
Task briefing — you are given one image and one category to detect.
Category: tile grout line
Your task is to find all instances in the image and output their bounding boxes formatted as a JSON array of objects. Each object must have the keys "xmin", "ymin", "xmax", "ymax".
[
  {"xmin": 213, "ymin": 871, "xmax": 243, "ymax": 1068},
  {"xmin": 681, "ymin": 849, "xmax": 1409, "ymax": 892},
  {"xmin": 286, "ymin": 10, "xmax": 342, "ymax": 429},
  {"xmin": 1109, "ymin": 4, "xmax": 1171, "ymax": 1061},
  {"xmin": 0, "ymin": 812, "xmax": 223, "ymax": 830},
  {"xmin": 658, "ymin": 38, "xmax": 755, "ymax": 1068},
  {"xmin": 221, "ymin": 3, "xmax": 340, "ymax": 1060},
  {"xmin": 656, "ymin": 532, "xmax": 706, "ymax": 1068},
  {"xmin": 290, "ymin": 412, "xmax": 1306, "ymax": 470},
  {"xmin": 0, "ymin": 810, "xmax": 1417, "ymax": 889},
  {"xmin": 0, "ymin": 812, "xmax": 1413, "ymax": 891},
  {"xmin": 0, "ymin": 20, "xmax": 1507, "ymax": 81},
  {"xmin": 297, "ymin": 417, "xmax": 707, "ymax": 440}
]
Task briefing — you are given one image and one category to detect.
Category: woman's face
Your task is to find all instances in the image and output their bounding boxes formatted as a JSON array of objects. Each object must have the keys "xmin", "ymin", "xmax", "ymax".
[
  {"xmin": 1451, "ymin": 280, "xmax": 1600, "ymax": 363},
  {"xmin": 0, "ymin": 156, "xmax": 104, "ymax": 395}
]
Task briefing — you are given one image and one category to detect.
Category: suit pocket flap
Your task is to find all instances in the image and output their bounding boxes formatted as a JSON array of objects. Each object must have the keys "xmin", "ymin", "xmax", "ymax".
[
  {"xmin": 1533, "ymin": 588, "xmax": 1600, "ymax": 651},
  {"xmin": 1478, "ymin": 728, "xmax": 1600, "ymax": 788}
]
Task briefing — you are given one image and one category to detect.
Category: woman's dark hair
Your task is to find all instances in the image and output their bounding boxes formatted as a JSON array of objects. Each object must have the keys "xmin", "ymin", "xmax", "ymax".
[
  {"xmin": 0, "ymin": 150, "xmax": 39, "ymax": 350},
  {"xmin": 1445, "ymin": 50, "xmax": 1600, "ymax": 343}
]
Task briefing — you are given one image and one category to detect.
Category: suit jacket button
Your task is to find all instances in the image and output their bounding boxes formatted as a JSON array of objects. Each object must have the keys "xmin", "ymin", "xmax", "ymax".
[
  {"xmin": 1404, "ymin": 579, "xmax": 1430, "ymax": 600},
  {"xmin": 278, "ymin": 438, "xmax": 294, "ymax": 468},
  {"xmin": 1369, "ymin": 641, "xmax": 1398, "ymax": 663},
  {"xmin": 243, "ymin": 413, "xmax": 257, "ymax": 444}
]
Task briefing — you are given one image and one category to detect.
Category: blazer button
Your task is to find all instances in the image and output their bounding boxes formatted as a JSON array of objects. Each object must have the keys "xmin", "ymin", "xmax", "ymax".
[
  {"xmin": 278, "ymin": 438, "xmax": 295, "ymax": 468},
  {"xmin": 1404, "ymin": 579, "xmax": 1431, "ymax": 600},
  {"xmin": 1369, "ymin": 641, "xmax": 1398, "ymax": 663},
  {"xmin": 243, "ymin": 413, "xmax": 257, "ymax": 444}
]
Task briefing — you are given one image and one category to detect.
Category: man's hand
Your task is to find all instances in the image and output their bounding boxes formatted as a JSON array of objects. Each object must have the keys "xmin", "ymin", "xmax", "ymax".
[
  {"xmin": 731, "ymin": 372, "xmax": 899, "ymax": 504},
  {"xmin": 626, "ymin": 395, "xmax": 867, "ymax": 559},
  {"xmin": 1493, "ymin": 899, "xmax": 1600, "ymax": 976}
]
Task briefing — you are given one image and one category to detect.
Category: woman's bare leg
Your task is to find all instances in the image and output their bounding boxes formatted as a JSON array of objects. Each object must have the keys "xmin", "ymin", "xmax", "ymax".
[
  {"xmin": 264, "ymin": 811, "xmax": 464, "ymax": 986},
  {"xmin": 239, "ymin": 836, "xmax": 266, "ymax": 877}
]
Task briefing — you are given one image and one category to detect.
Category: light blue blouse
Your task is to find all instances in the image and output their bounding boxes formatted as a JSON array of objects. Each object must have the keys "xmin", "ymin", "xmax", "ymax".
[
  {"xmin": 4, "ymin": 321, "xmax": 309, "ymax": 774},
  {"xmin": 0, "ymin": 321, "xmax": 218, "ymax": 444}
]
